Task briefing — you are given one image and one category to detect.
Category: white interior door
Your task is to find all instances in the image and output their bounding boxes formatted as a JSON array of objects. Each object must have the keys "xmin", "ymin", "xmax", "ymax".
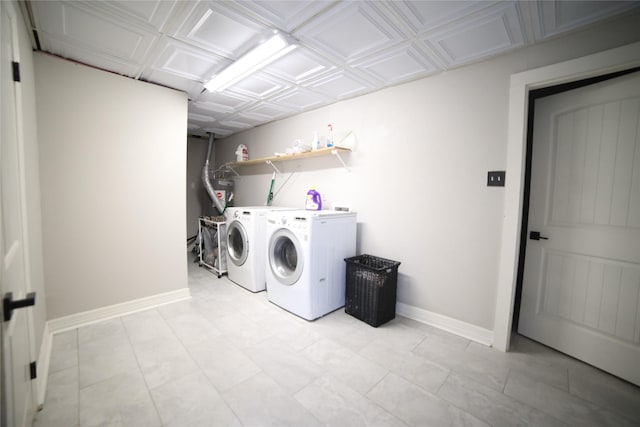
[
  {"xmin": 519, "ymin": 71, "xmax": 640, "ymax": 385},
  {"xmin": 1, "ymin": 2, "xmax": 36, "ymax": 426}
]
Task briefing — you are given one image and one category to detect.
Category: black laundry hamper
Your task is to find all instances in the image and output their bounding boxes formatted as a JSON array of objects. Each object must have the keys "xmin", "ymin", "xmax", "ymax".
[{"xmin": 344, "ymin": 254, "xmax": 401, "ymax": 327}]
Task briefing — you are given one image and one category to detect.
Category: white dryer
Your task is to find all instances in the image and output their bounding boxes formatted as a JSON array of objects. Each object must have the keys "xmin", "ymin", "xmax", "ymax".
[
  {"xmin": 265, "ymin": 210, "xmax": 357, "ymax": 320},
  {"xmin": 226, "ymin": 206, "xmax": 291, "ymax": 292}
]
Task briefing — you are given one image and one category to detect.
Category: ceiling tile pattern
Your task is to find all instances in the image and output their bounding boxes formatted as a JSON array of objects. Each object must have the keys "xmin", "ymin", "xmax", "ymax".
[
  {"xmin": 295, "ymin": 2, "xmax": 406, "ymax": 64},
  {"xmin": 424, "ymin": 2, "xmax": 527, "ymax": 67},
  {"xmin": 174, "ymin": 2, "xmax": 265, "ymax": 59},
  {"xmin": 27, "ymin": 0, "xmax": 640, "ymax": 138},
  {"xmin": 354, "ymin": 42, "xmax": 440, "ymax": 84},
  {"xmin": 152, "ymin": 38, "xmax": 220, "ymax": 81},
  {"xmin": 262, "ymin": 47, "xmax": 336, "ymax": 84}
]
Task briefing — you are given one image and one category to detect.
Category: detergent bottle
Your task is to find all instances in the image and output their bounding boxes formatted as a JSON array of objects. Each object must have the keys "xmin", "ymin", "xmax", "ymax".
[
  {"xmin": 235, "ymin": 144, "xmax": 248, "ymax": 161},
  {"xmin": 305, "ymin": 186, "xmax": 322, "ymax": 210}
]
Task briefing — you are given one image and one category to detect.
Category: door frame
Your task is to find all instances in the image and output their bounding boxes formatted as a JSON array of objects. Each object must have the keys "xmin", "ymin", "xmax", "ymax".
[
  {"xmin": 1, "ymin": 1, "xmax": 39, "ymax": 422},
  {"xmin": 512, "ymin": 66, "xmax": 640, "ymax": 334},
  {"xmin": 493, "ymin": 41, "xmax": 640, "ymax": 352}
]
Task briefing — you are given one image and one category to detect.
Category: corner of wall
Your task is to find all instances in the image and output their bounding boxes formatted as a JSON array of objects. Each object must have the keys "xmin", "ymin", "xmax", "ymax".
[
  {"xmin": 36, "ymin": 322, "xmax": 52, "ymax": 407},
  {"xmin": 396, "ymin": 302, "xmax": 494, "ymax": 346},
  {"xmin": 47, "ymin": 288, "xmax": 191, "ymax": 333}
]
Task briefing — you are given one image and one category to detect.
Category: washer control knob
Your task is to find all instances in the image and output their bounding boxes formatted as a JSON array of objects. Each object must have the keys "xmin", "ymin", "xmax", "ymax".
[{"xmin": 281, "ymin": 216, "xmax": 287, "ymax": 225}]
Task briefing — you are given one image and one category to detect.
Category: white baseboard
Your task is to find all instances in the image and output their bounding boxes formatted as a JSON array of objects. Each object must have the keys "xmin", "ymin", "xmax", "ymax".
[
  {"xmin": 396, "ymin": 302, "xmax": 494, "ymax": 346},
  {"xmin": 36, "ymin": 322, "xmax": 52, "ymax": 407},
  {"xmin": 47, "ymin": 288, "xmax": 191, "ymax": 334},
  {"xmin": 36, "ymin": 288, "xmax": 191, "ymax": 406}
]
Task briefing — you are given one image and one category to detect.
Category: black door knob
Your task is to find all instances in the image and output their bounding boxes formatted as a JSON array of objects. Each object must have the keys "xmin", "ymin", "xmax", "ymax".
[{"xmin": 529, "ymin": 231, "xmax": 549, "ymax": 241}]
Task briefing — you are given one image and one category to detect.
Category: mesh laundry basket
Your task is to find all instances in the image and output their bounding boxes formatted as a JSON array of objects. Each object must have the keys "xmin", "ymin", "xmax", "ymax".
[{"xmin": 344, "ymin": 254, "xmax": 401, "ymax": 327}]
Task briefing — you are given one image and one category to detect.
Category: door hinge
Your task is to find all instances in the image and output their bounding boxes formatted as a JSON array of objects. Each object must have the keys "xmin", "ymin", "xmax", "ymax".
[
  {"xmin": 30, "ymin": 361, "xmax": 37, "ymax": 380},
  {"xmin": 12, "ymin": 61, "xmax": 21, "ymax": 82}
]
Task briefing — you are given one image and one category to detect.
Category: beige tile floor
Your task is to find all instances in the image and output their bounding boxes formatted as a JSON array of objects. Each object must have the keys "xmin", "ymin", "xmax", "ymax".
[{"xmin": 34, "ymin": 260, "xmax": 640, "ymax": 427}]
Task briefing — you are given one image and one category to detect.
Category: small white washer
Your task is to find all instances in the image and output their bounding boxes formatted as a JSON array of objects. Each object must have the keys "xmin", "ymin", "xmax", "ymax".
[
  {"xmin": 226, "ymin": 206, "xmax": 292, "ymax": 292},
  {"xmin": 265, "ymin": 210, "xmax": 357, "ymax": 320}
]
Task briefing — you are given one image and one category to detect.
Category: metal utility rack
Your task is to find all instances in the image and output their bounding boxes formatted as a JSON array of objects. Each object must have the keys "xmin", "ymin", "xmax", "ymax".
[{"xmin": 198, "ymin": 216, "xmax": 227, "ymax": 278}]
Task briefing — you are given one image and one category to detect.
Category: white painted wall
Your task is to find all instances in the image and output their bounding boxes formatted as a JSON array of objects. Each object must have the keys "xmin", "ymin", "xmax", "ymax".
[
  {"xmin": 34, "ymin": 53, "xmax": 189, "ymax": 319},
  {"xmin": 187, "ymin": 136, "xmax": 207, "ymax": 239},
  {"xmin": 216, "ymin": 11, "xmax": 640, "ymax": 332}
]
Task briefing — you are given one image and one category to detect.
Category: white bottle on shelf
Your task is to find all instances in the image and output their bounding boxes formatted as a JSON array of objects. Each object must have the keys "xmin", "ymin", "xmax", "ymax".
[{"xmin": 327, "ymin": 124, "xmax": 334, "ymax": 148}]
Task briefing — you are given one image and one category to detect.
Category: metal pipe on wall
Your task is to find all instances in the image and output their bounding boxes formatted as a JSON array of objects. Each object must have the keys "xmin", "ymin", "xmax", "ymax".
[{"xmin": 202, "ymin": 132, "xmax": 226, "ymax": 214}]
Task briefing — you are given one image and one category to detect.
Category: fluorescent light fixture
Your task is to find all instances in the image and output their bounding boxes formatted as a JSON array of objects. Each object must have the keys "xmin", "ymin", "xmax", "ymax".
[{"xmin": 204, "ymin": 32, "xmax": 297, "ymax": 92}]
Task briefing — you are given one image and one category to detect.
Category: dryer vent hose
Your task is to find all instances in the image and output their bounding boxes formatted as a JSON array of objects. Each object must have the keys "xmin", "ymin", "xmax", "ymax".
[{"xmin": 202, "ymin": 132, "xmax": 226, "ymax": 215}]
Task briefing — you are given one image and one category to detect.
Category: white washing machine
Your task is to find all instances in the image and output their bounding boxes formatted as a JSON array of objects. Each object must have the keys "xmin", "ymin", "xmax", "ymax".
[
  {"xmin": 265, "ymin": 210, "xmax": 357, "ymax": 320},
  {"xmin": 226, "ymin": 206, "xmax": 292, "ymax": 292}
]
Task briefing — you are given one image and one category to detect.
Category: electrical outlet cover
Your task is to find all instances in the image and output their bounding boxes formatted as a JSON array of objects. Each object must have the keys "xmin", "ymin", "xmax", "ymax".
[{"xmin": 487, "ymin": 171, "xmax": 506, "ymax": 187}]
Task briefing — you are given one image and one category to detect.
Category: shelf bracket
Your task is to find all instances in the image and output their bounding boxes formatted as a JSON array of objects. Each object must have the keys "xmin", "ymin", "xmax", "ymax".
[
  {"xmin": 225, "ymin": 164, "xmax": 239, "ymax": 176},
  {"xmin": 265, "ymin": 160, "xmax": 281, "ymax": 174},
  {"xmin": 331, "ymin": 149, "xmax": 348, "ymax": 170}
]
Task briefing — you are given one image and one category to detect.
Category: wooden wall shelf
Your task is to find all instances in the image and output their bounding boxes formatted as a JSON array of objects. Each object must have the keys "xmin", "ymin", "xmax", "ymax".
[{"xmin": 224, "ymin": 146, "xmax": 351, "ymax": 173}]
